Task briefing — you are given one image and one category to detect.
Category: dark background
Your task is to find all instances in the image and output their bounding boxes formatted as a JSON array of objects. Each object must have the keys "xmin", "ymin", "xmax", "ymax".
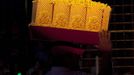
[{"xmin": 0, "ymin": 0, "xmax": 134, "ymax": 75}]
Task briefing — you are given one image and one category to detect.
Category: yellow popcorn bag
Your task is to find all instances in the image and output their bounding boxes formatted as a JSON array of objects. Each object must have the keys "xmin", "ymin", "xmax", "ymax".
[
  {"xmin": 35, "ymin": 0, "xmax": 53, "ymax": 25},
  {"xmin": 69, "ymin": 2, "xmax": 86, "ymax": 30},
  {"xmin": 52, "ymin": 0, "xmax": 70, "ymax": 28},
  {"xmin": 102, "ymin": 6, "xmax": 112, "ymax": 31},
  {"xmin": 85, "ymin": 2, "xmax": 104, "ymax": 32}
]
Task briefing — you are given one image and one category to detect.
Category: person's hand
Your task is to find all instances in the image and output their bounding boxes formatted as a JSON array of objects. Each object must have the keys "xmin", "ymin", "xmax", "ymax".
[
  {"xmin": 97, "ymin": 31, "xmax": 112, "ymax": 75},
  {"xmin": 97, "ymin": 30, "xmax": 112, "ymax": 52}
]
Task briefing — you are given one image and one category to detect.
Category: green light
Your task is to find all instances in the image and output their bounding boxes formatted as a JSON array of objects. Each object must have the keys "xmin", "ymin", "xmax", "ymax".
[{"xmin": 17, "ymin": 72, "xmax": 22, "ymax": 75}]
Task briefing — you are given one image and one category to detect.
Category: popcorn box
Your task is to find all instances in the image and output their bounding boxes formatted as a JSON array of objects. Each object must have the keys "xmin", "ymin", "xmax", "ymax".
[{"xmin": 30, "ymin": 0, "xmax": 111, "ymax": 45}]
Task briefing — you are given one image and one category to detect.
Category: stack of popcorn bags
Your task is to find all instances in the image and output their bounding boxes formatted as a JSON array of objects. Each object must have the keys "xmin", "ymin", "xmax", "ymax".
[{"xmin": 31, "ymin": 0, "xmax": 111, "ymax": 32}]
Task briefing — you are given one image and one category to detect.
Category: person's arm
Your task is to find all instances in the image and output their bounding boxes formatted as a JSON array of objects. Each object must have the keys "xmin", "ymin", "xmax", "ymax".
[{"xmin": 97, "ymin": 30, "xmax": 112, "ymax": 75}]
